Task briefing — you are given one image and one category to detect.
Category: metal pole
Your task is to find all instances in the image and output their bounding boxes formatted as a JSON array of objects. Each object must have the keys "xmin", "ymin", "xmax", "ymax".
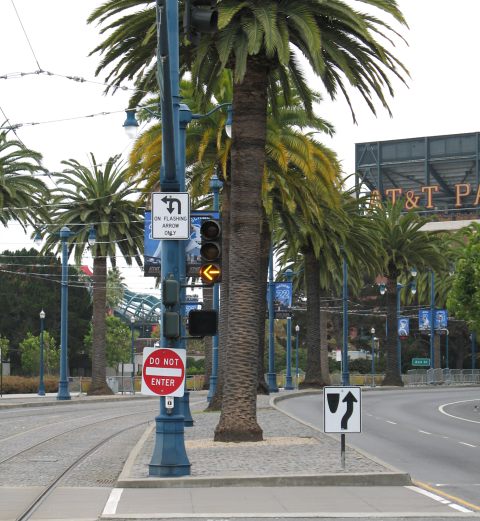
[
  {"xmin": 396, "ymin": 284, "xmax": 402, "ymax": 376},
  {"xmin": 284, "ymin": 269, "xmax": 293, "ymax": 390},
  {"xmin": 371, "ymin": 331, "xmax": 375, "ymax": 387},
  {"xmin": 0, "ymin": 347, "xmax": 2, "ymax": 398},
  {"xmin": 295, "ymin": 325, "xmax": 300, "ymax": 389},
  {"xmin": 130, "ymin": 318, "xmax": 135, "ymax": 394},
  {"xmin": 149, "ymin": 0, "xmax": 190, "ymax": 477},
  {"xmin": 208, "ymin": 174, "xmax": 222, "ymax": 401},
  {"xmin": 430, "ymin": 270, "xmax": 435, "ymax": 369},
  {"xmin": 472, "ymin": 331, "xmax": 476, "ymax": 370},
  {"xmin": 445, "ymin": 329, "xmax": 449, "ymax": 369},
  {"xmin": 57, "ymin": 226, "xmax": 71, "ymax": 400},
  {"xmin": 267, "ymin": 243, "xmax": 278, "ymax": 392},
  {"xmin": 38, "ymin": 311, "xmax": 46, "ymax": 396},
  {"xmin": 342, "ymin": 254, "xmax": 350, "ymax": 386}
]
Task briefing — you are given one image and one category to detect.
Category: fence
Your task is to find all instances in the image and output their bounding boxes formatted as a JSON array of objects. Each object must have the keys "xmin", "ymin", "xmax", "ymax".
[{"xmin": 406, "ymin": 368, "xmax": 480, "ymax": 386}]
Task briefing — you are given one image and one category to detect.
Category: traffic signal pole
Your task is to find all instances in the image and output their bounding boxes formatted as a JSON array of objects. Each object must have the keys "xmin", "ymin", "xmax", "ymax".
[{"xmin": 149, "ymin": 0, "xmax": 190, "ymax": 477}]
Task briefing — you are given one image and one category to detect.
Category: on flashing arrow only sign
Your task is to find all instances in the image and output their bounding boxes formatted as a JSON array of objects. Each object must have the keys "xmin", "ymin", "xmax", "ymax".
[{"xmin": 151, "ymin": 192, "xmax": 190, "ymax": 240}]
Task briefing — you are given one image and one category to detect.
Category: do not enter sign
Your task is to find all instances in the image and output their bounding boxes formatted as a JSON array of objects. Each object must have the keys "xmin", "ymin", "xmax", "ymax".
[{"xmin": 141, "ymin": 347, "xmax": 186, "ymax": 397}]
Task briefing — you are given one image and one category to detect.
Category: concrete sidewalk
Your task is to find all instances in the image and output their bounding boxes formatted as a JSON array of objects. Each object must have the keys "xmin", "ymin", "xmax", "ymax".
[{"xmin": 101, "ymin": 391, "xmax": 479, "ymax": 519}]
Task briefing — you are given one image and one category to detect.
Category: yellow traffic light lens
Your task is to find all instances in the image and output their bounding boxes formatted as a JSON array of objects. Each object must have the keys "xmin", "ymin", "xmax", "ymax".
[{"xmin": 199, "ymin": 263, "xmax": 221, "ymax": 284}]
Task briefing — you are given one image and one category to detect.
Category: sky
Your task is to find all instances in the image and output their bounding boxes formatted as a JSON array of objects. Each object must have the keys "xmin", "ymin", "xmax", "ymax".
[{"xmin": 1, "ymin": 0, "xmax": 480, "ymax": 295}]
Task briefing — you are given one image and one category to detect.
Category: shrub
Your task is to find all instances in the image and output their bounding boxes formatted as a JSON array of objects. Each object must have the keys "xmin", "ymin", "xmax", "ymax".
[{"xmin": 0, "ymin": 376, "xmax": 58, "ymax": 394}]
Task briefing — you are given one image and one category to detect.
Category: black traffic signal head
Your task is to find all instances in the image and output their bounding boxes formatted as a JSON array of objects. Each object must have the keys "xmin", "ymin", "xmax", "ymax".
[
  {"xmin": 199, "ymin": 219, "xmax": 222, "ymax": 284},
  {"xmin": 184, "ymin": 0, "xmax": 218, "ymax": 43},
  {"xmin": 188, "ymin": 310, "xmax": 218, "ymax": 337}
]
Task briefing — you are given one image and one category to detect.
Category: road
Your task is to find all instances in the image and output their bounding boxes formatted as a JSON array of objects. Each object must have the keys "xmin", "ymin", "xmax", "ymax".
[{"xmin": 277, "ymin": 386, "xmax": 480, "ymax": 510}]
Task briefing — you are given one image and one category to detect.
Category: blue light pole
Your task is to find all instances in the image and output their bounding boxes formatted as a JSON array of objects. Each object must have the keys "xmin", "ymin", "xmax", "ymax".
[
  {"xmin": 396, "ymin": 272, "xmax": 416, "ymax": 375},
  {"xmin": 295, "ymin": 324, "xmax": 300, "ymax": 389},
  {"xmin": 130, "ymin": 316, "xmax": 135, "ymax": 395},
  {"xmin": 208, "ymin": 174, "xmax": 222, "ymax": 401},
  {"xmin": 370, "ymin": 327, "xmax": 375, "ymax": 387},
  {"xmin": 38, "ymin": 309, "xmax": 46, "ymax": 396},
  {"xmin": 342, "ymin": 253, "xmax": 350, "ymax": 386},
  {"xmin": 430, "ymin": 270, "xmax": 435, "ymax": 369},
  {"xmin": 472, "ymin": 332, "xmax": 476, "ymax": 370},
  {"xmin": 58, "ymin": 226, "xmax": 71, "ymax": 401},
  {"xmin": 284, "ymin": 269, "xmax": 293, "ymax": 390},
  {"xmin": 267, "ymin": 244, "xmax": 278, "ymax": 392}
]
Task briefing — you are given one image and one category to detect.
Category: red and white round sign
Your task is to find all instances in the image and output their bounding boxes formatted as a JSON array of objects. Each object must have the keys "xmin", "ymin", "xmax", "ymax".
[{"xmin": 141, "ymin": 347, "xmax": 186, "ymax": 397}]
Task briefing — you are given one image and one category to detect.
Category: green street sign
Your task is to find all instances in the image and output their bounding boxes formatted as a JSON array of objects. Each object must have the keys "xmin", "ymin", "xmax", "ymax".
[{"xmin": 412, "ymin": 358, "xmax": 431, "ymax": 367}]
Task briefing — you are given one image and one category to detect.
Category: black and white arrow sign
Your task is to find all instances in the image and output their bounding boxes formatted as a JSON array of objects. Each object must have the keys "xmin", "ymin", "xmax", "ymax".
[
  {"xmin": 151, "ymin": 192, "xmax": 190, "ymax": 240},
  {"xmin": 323, "ymin": 386, "xmax": 361, "ymax": 433}
]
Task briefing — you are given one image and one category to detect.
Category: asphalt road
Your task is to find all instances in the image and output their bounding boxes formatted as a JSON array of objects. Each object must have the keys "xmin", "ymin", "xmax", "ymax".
[{"xmin": 277, "ymin": 386, "xmax": 480, "ymax": 510}]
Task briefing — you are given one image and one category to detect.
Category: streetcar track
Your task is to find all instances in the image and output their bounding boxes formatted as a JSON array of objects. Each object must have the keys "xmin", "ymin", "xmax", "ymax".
[
  {"xmin": 15, "ymin": 419, "xmax": 152, "ymax": 521},
  {"xmin": 0, "ymin": 409, "xmax": 154, "ymax": 466}
]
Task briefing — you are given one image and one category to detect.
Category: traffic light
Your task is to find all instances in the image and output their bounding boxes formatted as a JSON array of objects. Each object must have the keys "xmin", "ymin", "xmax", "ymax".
[
  {"xmin": 162, "ymin": 277, "xmax": 180, "ymax": 339},
  {"xmin": 184, "ymin": 0, "xmax": 218, "ymax": 43},
  {"xmin": 199, "ymin": 219, "xmax": 221, "ymax": 285},
  {"xmin": 188, "ymin": 310, "xmax": 218, "ymax": 337}
]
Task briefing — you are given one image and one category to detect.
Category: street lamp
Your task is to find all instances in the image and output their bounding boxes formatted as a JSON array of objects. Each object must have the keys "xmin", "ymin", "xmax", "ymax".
[
  {"xmin": 342, "ymin": 252, "xmax": 349, "ymax": 386},
  {"xmin": 370, "ymin": 327, "xmax": 375, "ymax": 387},
  {"xmin": 284, "ymin": 269, "xmax": 294, "ymax": 390},
  {"xmin": 267, "ymin": 243, "xmax": 278, "ymax": 392},
  {"xmin": 396, "ymin": 272, "xmax": 417, "ymax": 375},
  {"xmin": 35, "ymin": 224, "xmax": 96, "ymax": 400},
  {"xmin": 130, "ymin": 316, "xmax": 135, "ymax": 395},
  {"xmin": 295, "ymin": 324, "xmax": 300, "ymax": 389},
  {"xmin": 38, "ymin": 310, "xmax": 46, "ymax": 396}
]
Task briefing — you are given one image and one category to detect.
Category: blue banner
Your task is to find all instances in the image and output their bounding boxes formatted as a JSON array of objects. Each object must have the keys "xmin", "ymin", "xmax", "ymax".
[
  {"xmin": 435, "ymin": 309, "xmax": 448, "ymax": 329},
  {"xmin": 273, "ymin": 282, "xmax": 292, "ymax": 310},
  {"xmin": 398, "ymin": 317, "xmax": 409, "ymax": 337},
  {"xmin": 418, "ymin": 309, "xmax": 432, "ymax": 331},
  {"xmin": 418, "ymin": 309, "xmax": 448, "ymax": 330},
  {"xmin": 144, "ymin": 210, "xmax": 161, "ymax": 277}
]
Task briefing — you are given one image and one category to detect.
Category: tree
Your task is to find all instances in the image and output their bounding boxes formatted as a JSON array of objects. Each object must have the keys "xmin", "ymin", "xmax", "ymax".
[
  {"xmin": 106, "ymin": 267, "xmax": 126, "ymax": 312},
  {"xmin": 84, "ymin": 315, "xmax": 131, "ymax": 370},
  {"xmin": 0, "ymin": 249, "xmax": 92, "ymax": 374},
  {"xmin": 19, "ymin": 331, "xmax": 59, "ymax": 376},
  {"xmin": 447, "ymin": 223, "xmax": 480, "ymax": 334},
  {"xmin": 0, "ymin": 131, "xmax": 48, "ymax": 228},
  {"xmin": 42, "ymin": 155, "xmax": 143, "ymax": 395},
  {"xmin": 371, "ymin": 201, "xmax": 447, "ymax": 385},
  {"xmin": 88, "ymin": 0, "xmax": 408, "ymax": 440}
]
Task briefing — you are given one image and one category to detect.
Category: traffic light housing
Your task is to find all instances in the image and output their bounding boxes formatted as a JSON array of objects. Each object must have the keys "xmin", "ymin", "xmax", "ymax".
[
  {"xmin": 184, "ymin": 0, "xmax": 218, "ymax": 43},
  {"xmin": 188, "ymin": 310, "xmax": 218, "ymax": 337},
  {"xmin": 199, "ymin": 219, "xmax": 221, "ymax": 285},
  {"xmin": 162, "ymin": 277, "xmax": 180, "ymax": 339}
]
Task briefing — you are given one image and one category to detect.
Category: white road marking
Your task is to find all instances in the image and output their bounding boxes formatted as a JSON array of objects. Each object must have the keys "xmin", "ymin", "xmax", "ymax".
[
  {"xmin": 438, "ymin": 399, "xmax": 480, "ymax": 424},
  {"xmin": 449, "ymin": 503, "xmax": 474, "ymax": 513},
  {"xmin": 418, "ymin": 430, "xmax": 432, "ymax": 435},
  {"xmin": 145, "ymin": 367, "xmax": 182, "ymax": 377},
  {"xmin": 103, "ymin": 488, "xmax": 123, "ymax": 516},
  {"xmin": 459, "ymin": 441, "xmax": 476, "ymax": 448},
  {"xmin": 407, "ymin": 486, "xmax": 474, "ymax": 513},
  {"xmin": 385, "ymin": 420, "xmax": 397, "ymax": 425}
]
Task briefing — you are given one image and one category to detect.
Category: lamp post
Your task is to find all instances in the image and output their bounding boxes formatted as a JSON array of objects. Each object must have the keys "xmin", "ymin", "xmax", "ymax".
[
  {"xmin": 38, "ymin": 310, "xmax": 46, "ymax": 396},
  {"xmin": 472, "ymin": 331, "xmax": 476, "ymax": 370},
  {"xmin": 57, "ymin": 226, "xmax": 71, "ymax": 401},
  {"xmin": 445, "ymin": 329, "xmax": 449, "ymax": 369},
  {"xmin": 396, "ymin": 270, "xmax": 416, "ymax": 375},
  {"xmin": 208, "ymin": 174, "xmax": 222, "ymax": 401},
  {"xmin": 284, "ymin": 269, "xmax": 294, "ymax": 390},
  {"xmin": 295, "ymin": 324, "xmax": 300, "ymax": 389},
  {"xmin": 130, "ymin": 316, "xmax": 135, "ymax": 395},
  {"xmin": 370, "ymin": 327, "xmax": 375, "ymax": 387},
  {"xmin": 267, "ymin": 244, "xmax": 278, "ymax": 392},
  {"xmin": 342, "ymin": 253, "xmax": 350, "ymax": 386}
]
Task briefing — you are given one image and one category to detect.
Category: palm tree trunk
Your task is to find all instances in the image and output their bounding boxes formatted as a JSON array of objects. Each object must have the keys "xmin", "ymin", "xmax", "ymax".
[
  {"xmin": 382, "ymin": 275, "xmax": 403, "ymax": 386},
  {"xmin": 202, "ymin": 285, "xmax": 213, "ymax": 390},
  {"xmin": 88, "ymin": 255, "xmax": 112, "ymax": 395},
  {"xmin": 207, "ymin": 178, "xmax": 231, "ymax": 411},
  {"xmin": 257, "ymin": 213, "xmax": 270, "ymax": 394},
  {"xmin": 214, "ymin": 56, "xmax": 268, "ymax": 441},
  {"xmin": 300, "ymin": 247, "xmax": 325, "ymax": 388}
]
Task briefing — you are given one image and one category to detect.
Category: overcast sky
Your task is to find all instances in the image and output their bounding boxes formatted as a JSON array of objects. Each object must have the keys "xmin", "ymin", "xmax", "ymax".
[{"xmin": 1, "ymin": 0, "xmax": 480, "ymax": 293}]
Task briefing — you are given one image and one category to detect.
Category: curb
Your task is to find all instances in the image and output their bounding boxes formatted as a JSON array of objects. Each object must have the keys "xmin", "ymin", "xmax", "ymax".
[
  {"xmin": 270, "ymin": 390, "xmax": 413, "ymax": 480},
  {"xmin": 117, "ymin": 471, "xmax": 411, "ymax": 488},
  {"xmin": 0, "ymin": 395, "xmax": 156, "ymax": 410}
]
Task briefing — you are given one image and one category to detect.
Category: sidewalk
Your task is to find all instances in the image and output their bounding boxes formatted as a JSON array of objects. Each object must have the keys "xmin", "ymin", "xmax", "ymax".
[{"xmin": 101, "ymin": 391, "xmax": 478, "ymax": 519}]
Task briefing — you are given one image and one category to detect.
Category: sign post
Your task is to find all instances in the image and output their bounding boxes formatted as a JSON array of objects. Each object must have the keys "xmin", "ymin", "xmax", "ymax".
[{"xmin": 324, "ymin": 386, "xmax": 362, "ymax": 469}]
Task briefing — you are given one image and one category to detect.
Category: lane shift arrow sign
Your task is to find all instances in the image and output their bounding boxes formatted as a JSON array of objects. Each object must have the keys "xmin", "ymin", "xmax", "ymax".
[{"xmin": 341, "ymin": 391, "xmax": 357, "ymax": 430}]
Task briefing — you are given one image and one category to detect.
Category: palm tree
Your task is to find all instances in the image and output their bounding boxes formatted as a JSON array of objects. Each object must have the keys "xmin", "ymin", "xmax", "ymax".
[
  {"xmin": 0, "ymin": 131, "xmax": 48, "ymax": 228},
  {"xmin": 42, "ymin": 155, "xmax": 143, "ymax": 394},
  {"xmin": 88, "ymin": 0, "xmax": 408, "ymax": 440},
  {"xmin": 370, "ymin": 201, "xmax": 446, "ymax": 385}
]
